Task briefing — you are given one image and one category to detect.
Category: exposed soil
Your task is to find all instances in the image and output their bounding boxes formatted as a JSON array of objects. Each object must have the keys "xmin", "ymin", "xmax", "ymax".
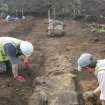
[{"xmin": 0, "ymin": 16, "xmax": 104, "ymax": 105}]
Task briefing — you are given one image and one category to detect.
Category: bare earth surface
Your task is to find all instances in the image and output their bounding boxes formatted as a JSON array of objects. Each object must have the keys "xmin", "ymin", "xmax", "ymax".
[{"xmin": 0, "ymin": 16, "xmax": 104, "ymax": 105}]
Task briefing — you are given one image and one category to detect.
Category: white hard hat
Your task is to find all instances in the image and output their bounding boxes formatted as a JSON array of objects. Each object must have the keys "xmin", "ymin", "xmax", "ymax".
[
  {"xmin": 20, "ymin": 41, "xmax": 33, "ymax": 57},
  {"xmin": 77, "ymin": 53, "xmax": 93, "ymax": 71}
]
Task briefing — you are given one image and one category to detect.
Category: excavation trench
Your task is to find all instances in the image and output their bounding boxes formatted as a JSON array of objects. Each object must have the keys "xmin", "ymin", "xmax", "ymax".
[{"xmin": 29, "ymin": 53, "xmax": 82, "ymax": 105}]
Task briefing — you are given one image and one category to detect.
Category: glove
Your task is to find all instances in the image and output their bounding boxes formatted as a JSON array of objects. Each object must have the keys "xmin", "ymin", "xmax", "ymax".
[
  {"xmin": 23, "ymin": 62, "xmax": 31, "ymax": 70},
  {"xmin": 83, "ymin": 91, "xmax": 95, "ymax": 99},
  {"xmin": 15, "ymin": 75, "xmax": 25, "ymax": 82}
]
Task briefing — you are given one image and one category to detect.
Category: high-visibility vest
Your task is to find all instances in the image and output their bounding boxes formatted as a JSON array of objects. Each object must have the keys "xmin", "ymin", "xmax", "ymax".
[
  {"xmin": 94, "ymin": 59, "xmax": 105, "ymax": 75},
  {"xmin": 0, "ymin": 37, "xmax": 22, "ymax": 62}
]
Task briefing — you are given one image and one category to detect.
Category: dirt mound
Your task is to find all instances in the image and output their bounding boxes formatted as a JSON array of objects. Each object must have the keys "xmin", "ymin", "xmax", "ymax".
[{"xmin": 29, "ymin": 74, "xmax": 78, "ymax": 105}]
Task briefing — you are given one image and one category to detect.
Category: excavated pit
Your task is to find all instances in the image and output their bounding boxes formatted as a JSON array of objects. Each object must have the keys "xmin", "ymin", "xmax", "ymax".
[{"xmin": 0, "ymin": 16, "xmax": 103, "ymax": 105}]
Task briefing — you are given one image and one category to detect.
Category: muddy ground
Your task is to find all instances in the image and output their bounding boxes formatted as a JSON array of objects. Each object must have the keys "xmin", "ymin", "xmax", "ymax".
[{"xmin": 0, "ymin": 16, "xmax": 104, "ymax": 105}]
